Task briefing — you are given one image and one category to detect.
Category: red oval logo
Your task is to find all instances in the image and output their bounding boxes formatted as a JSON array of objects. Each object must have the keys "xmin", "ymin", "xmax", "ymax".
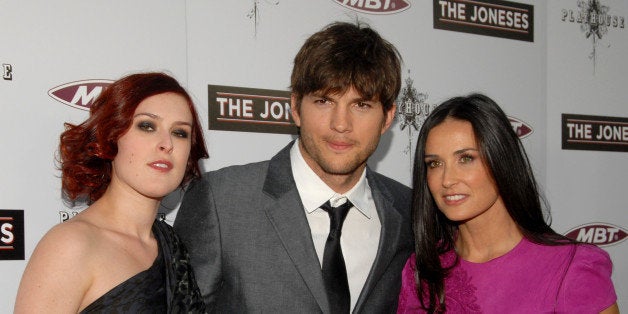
[
  {"xmin": 48, "ymin": 79, "xmax": 113, "ymax": 110},
  {"xmin": 508, "ymin": 116, "xmax": 534, "ymax": 139},
  {"xmin": 333, "ymin": 0, "xmax": 410, "ymax": 14},
  {"xmin": 564, "ymin": 222, "xmax": 628, "ymax": 247}
]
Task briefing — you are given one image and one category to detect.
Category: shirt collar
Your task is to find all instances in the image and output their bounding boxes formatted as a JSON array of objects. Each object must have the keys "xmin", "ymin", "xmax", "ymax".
[{"xmin": 290, "ymin": 139, "xmax": 374, "ymax": 218}]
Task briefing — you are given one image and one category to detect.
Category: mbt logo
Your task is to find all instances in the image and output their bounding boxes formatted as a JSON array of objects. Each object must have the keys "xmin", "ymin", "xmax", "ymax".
[
  {"xmin": 1, "ymin": 209, "xmax": 25, "ymax": 260},
  {"xmin": 48, "ymin": 79, "xmax": 113, "ymax": 110},
  {"xmin": 333, "ymin": 0, "xmax": 410, "ymax": 14},
  {"xmin": 508, "ymin": 116, "xmax": 533, "ymax": 139},
  {"xmin": 2, "ymin": 63, "xmax": 12, "ymax": 80},
  {"xmin": 564, "ymin": 222, "xmax": 628, "ymax": 247}
]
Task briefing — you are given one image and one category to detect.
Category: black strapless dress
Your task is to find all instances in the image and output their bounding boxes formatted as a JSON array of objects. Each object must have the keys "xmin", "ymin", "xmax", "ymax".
[{"xmin": 80, "ymin": 220, "xmax": 206, "ymax": 313}]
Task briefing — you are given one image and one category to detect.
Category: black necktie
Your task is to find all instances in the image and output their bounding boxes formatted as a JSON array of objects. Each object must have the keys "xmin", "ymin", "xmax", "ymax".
[{"xmin": 320, "ymin": 199, "xmax": 352, "ymax": 314}]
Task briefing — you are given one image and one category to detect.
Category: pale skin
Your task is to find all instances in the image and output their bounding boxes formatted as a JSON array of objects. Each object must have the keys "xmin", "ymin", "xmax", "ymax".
[
  {"xmin": 424, "ymin": 118, "xmax": 619, "ymax": 314},
  {"xmin": 290, "ymin": 86, "xmax": 395, "ymax": 194},
  {"xmin": 14, "ymin": 92, "xmax": 193, "ymax": 313}
]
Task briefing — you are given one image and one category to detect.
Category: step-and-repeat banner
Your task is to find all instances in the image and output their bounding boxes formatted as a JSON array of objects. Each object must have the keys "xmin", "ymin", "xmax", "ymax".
[{"xmin": 1, "ymin": 0, "xmax": 625, "ymax": 310}]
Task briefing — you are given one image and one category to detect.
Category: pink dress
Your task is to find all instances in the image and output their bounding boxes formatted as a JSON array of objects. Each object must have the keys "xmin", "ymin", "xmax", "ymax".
[{"xmin": 397, "ymin": 238, "xmax": 616, "ymax": 313}]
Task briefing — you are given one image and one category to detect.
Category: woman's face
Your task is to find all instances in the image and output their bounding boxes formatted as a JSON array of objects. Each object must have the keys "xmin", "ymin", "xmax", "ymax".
[
  {"xmin": 423, "ymin": 118, "xmax": 506, "ymax": 223},
  {"xmin": 111, "ymin": 92, "xmax": 193, "ymax": 199}
]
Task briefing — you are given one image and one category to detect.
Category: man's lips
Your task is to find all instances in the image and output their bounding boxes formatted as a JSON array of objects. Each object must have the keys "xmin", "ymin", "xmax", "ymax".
[{"xmin": 327, "ymin": 140, "xmax": 353, "ymax": 151}]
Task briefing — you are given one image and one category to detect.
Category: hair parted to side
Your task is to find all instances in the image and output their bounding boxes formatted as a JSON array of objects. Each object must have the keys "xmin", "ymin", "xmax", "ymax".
[
  {"xmin": 411, "ymin": 93, "xmax": 575, "ymax": 312},
  {"xmin": 59, "ymin": 72, "xmax": 208, "ymax": 205},
  {"xmin": 290, "ymin": 21, "xmax": 402, "ymax": 113}
]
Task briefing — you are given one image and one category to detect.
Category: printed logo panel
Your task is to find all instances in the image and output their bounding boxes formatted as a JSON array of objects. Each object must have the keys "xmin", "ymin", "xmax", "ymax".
[
  {"xmin": 560, "ymin": 0, "xmax": 625, "ymax": 73},
  {"xmin": 433, "ymin": 0, "xmax": 534, "ymax": 42},
  {"xmin": 333, "ymin": 0, "xmax": 410, "ymax": 14},
  {"xmin": 48, "ymin": 79, "xmax": 113, "ymax": 110},
  {"xmin": 0, "ymin": 210, "xmax": 25, "ymax": 260},
  {"xmin": 562, "ymin": 113, "xmax": 628, "ymax": 152},
  {"xmin": 565, "ymin": 222, "xmax": 627, "ymax": 247},
  {"xmin": 508, "ymin": 116, "xmax": 533, "ymax": 139},
  {"xmin": 208, "ymin": 85, "xmax": 296, "ymax": 135}
]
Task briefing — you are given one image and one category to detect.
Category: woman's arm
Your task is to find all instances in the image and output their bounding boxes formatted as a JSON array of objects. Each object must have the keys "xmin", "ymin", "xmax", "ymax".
[{"xmin": 600, "ymin": 303, "xmax": 619, "ymax": 314}]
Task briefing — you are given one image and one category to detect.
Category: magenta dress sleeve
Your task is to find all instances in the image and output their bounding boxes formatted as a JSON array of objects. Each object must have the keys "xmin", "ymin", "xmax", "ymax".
[
  {"xmin": 397, "ymin": 253, "xmax": 426, "ymax": 313},
  {"xmin": 556, "ymin": 244, "xmax": 617, "ymax": 313}
]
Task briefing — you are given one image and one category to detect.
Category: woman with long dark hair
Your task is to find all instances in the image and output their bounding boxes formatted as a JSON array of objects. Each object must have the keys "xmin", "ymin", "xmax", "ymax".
[{"xmin": 397, "ymin": 93, "xmax": 617, "ymax": 313}]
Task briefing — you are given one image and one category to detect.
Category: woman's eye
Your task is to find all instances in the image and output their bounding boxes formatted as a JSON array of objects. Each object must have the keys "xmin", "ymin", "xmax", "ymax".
[
  {"xmin": 172, "ymin": 129, "xmax": 189, "ymax": 138},
  {"xmin": 425, "ymin": 160, "xmax": 441, "ymax": 169},
  {"xmin": 138, "ymin": 121, "xmax": 154, "ymax": 132},
  {"xmin": 460, "ymin": 155, "xmax": 474, "ymax": 163}
]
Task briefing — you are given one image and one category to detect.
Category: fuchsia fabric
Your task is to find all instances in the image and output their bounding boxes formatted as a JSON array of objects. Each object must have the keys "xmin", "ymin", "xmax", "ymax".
[{"xmin": 398, "ymin": 238, "xmax": 616, "ymax": 313}]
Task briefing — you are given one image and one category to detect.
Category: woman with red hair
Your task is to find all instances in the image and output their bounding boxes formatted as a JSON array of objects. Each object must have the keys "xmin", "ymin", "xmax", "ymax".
[{"xmin": 15, "ymin": 72, "xmax": 208, "ymax": 313}]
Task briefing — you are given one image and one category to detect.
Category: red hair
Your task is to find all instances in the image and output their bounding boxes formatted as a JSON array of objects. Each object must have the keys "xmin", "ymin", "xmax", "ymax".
[{"xmin": 59, "ymin": 72, "xmax": 208, "ymax": 203}]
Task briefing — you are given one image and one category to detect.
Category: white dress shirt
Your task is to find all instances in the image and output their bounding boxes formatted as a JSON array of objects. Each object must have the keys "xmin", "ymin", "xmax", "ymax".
[{"xmin": 290, "ymin": 139, "xmax": 381, "ymax": 311}]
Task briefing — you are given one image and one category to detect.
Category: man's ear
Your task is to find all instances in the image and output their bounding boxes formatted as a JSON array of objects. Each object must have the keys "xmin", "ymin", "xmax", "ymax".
[{"xmin": 290, "ymin": 94, "xmax": 301, "ymax": 127}]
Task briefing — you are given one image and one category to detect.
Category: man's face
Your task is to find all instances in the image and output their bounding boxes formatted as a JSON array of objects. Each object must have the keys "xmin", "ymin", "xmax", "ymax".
[{"xmin": 291, "ymin": 87, "xmax": 395, "ymax": 190}]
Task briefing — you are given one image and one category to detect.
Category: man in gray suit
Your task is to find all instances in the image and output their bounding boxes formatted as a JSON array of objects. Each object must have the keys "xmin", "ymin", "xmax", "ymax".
[{"xmin": 174, "ymin": 21, "xmax": 413, "ymax": 313}]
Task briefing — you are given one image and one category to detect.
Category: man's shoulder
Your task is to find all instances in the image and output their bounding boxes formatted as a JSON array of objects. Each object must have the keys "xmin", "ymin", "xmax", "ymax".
[{"xmin": 202, "ymin": 159, "xmax": 271, "ymax": 182}]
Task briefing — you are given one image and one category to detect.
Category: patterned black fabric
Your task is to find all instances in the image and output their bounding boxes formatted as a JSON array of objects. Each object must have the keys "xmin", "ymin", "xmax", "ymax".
[
  {"xmin": 153, "ymin": 219, "xmax": 207, "ymax": 313},
  {"xmin": 80, "ymin": 220, "xmax": 206, "ymax": 313}
]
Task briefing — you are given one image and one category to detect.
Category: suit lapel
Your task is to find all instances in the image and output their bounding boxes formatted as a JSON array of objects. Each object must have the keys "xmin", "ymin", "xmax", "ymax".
[
  {"xmin": 262, "ymin": 142, "xmax": 330, "ymax": 313},
  {"xmin": 353, "ymin": 169, "xmax": 404, "ymax": 312}
]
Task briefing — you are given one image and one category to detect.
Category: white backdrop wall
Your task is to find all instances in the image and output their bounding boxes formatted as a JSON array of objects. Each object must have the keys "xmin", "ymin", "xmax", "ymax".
[
  {"xmin": 547, "ymin": 0, "xmax": 628, "ymax": 310},
  {"xmin": 0, "ymin": 0, "xmax": 624, "ymax": 311}
]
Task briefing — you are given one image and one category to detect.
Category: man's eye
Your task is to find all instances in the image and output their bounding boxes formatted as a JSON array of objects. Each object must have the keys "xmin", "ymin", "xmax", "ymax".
[
  {"xmin": 355, "ymin": 102, "xmax": 372, "ymax": 109},
  {"xmin": 315, "ymin": 98, "xmax": 330, "ymax": 104}
]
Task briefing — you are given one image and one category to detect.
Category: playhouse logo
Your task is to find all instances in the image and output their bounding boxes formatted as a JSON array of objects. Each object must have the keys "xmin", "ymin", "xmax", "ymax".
[
  {"xmin": 333, "ymin": 0, "xmax": 410, "ymax": 14},
  {"xmin": 434, "ymin": 0, "xmax": 534, "ymax": 42},
  {"xmin": 395, "ymin": 74, "xmax": 436, "ymax": 162},
  {"xmin": 564, "ymin": 222, "xmax": 627, "ymax": 247},
  {"xmin": 0, "ymin": 210, "xmax": 24, "ymax": 260},
  {"xmin": 560, "ymin": 0, "xmax": 625, "ymax": 72},
  {"xmin": 48, "ymin": 79, "xmax": 113, "ymax": 110}
]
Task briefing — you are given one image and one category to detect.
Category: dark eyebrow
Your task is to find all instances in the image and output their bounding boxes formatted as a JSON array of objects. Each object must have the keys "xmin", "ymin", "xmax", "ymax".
[
  {"xmin": 134, "ymin": 112, "xmax": 193, "ymax": 127},
  {"xmin": 424, "ymin": 148, "xmax": 478, "ymax": 159},
  {"xmin": 454, "ymin": 148, "xmax": 478, "ymax": 155},
  {"xmin": 134, "ymin": 112, "xmax": 159, "ymax": 119},
  {"xmin": 310, "ymin": 92, "xmax": 375, "ymax": 104}
]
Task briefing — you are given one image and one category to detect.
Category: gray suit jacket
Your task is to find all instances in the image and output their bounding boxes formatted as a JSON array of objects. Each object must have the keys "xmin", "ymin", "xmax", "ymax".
[{"xmin": 174, "ymin": 142, "xmax": 413, "ymax": 313}]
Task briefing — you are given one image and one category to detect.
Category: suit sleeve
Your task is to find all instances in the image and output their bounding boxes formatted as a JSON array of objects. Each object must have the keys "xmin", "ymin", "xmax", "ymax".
[{"xmin": 173, "ymin": 174, "xmax": 222, "ymax": 311}]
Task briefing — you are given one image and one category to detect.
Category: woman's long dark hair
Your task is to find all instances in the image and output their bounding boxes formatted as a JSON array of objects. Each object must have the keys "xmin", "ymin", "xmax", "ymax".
[{"xmin": 412, "ymin": 93, "xmax": 574, "ymax": 312}]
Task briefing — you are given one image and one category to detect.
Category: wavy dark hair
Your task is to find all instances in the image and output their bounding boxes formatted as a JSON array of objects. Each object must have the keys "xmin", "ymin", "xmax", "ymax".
[
  {"xmin": 412, "ymin": 93, "xmax": 574, "ymax": 312},
  {"xmin": 59, "ymin": 72, "xmax": 208, "ymax": 204},
  {"xmin": 290, "ymin": 21, "xmax": 402, "ymax": 113}
]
